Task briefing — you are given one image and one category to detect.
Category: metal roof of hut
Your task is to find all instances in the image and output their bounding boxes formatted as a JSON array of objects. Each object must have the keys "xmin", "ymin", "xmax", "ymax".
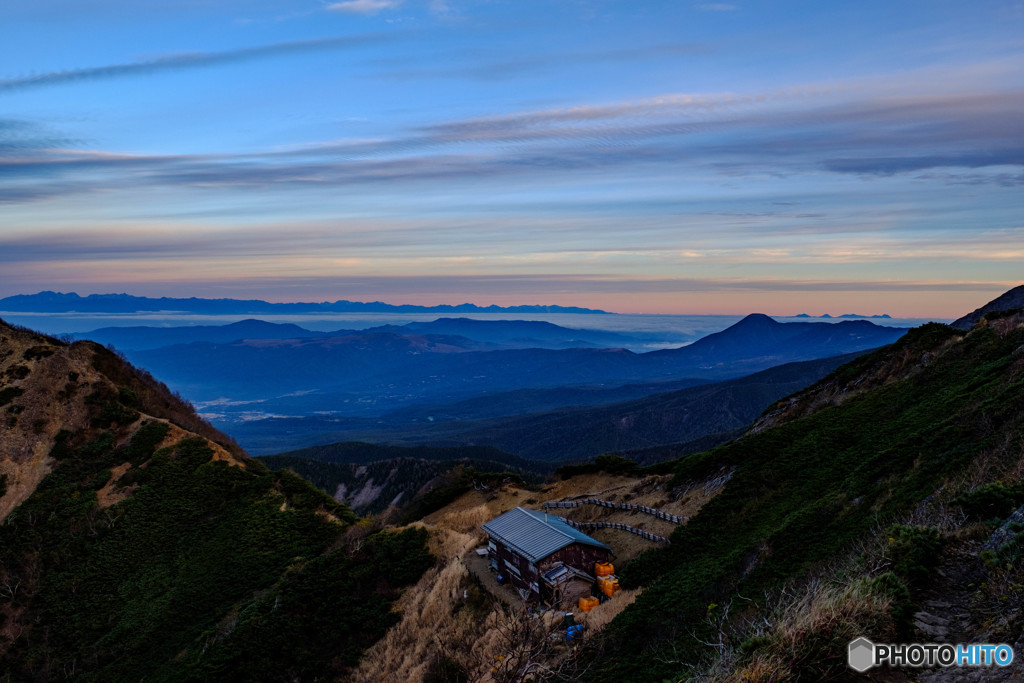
[{"xmin": 482, "ymin": 507, "xmax": 610, "ymax": 563}]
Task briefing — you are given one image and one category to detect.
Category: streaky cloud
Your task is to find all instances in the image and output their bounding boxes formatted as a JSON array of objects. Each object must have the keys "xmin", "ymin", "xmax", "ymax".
[
  {"xmin": 0, "ymin": 33, "xmax": 394, "ymax": 93},
  {"xmin": 916, "ymin": 170, "xmax": 1024, "ymax": 187},
  {"xmin": 0, "ymin": 118, "xmax": 78, "ymax": 157},
  {"xmin": 326, "ymin": 0, "xmax": 402, "ymax": 14},
  {"xmin": 373, "ymin": 42, "xmax": 712, "ymax": 82},
  {"xmin": 2, "ymin": 78, "xmax": 1022, "ymax": 202},
  {"xmin": 0, "ymin": 267, "xmax": 1010, "ymax": 298},
  {"xmin": 823, "ymin": 150, "xmax": 1024, "ymax": 175}
]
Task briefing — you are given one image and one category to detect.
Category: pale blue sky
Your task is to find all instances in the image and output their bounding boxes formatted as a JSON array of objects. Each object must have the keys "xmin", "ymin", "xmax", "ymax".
[{"xmin": 2, "ymin": 0, "xmax": 1022, "ymax": 315}]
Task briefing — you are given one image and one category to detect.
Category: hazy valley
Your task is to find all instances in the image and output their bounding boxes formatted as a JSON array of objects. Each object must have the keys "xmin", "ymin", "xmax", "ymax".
[{"xmin": 29, "ymin": 297, "xmax": 913, "ymax": 457}]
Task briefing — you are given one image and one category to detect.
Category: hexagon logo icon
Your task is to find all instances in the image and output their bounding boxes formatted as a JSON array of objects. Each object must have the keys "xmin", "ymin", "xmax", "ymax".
[{"xmin": 848, "ymin": 637, "xmax": 875, "ymax": 672}]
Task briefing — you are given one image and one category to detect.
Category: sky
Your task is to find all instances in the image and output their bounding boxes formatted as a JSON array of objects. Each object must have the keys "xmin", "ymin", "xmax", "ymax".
[{"xmin": 2, "ymin": 0, "xmax": 1023, "ymax": 317}]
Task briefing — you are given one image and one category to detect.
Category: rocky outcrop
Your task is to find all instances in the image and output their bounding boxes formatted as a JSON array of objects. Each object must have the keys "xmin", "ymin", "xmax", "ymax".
[{"xmin": 951, "ymin": 284, "xmax": 1024, "ymax": 330}]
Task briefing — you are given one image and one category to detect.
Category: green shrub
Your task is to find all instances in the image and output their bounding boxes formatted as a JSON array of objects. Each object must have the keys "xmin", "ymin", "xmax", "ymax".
[
  {"xmin": 22, "ymin": 345, "xmax": 55, "ymax": 360},
  {"xmin": 6, "ymin": 364, "xmax": 31, "ymax": 379},
  {"xmin": 124, "ymin": 421, "xmax": 170, "ymax": 464},
  {"xmin": 888, "ymin": 525, "xmax": 943, "ymax": 587},
  {"xmin": 93, "ymin": 399, "xmax": 140, "ymax": 427},
  {"xmin": 983, "ymin": 308, "xmax": 1022, "ymax": 322},
  {"xmin": 955, "ymin": 481, "xmax": 1024, "ymax": 521},
  {"xmin": 118, "ymin": 386, "xmax": 140, "ymax": 407},
  {"xmin": 992, "ymin": 521, "xmax": 1024, "ymax": 565},
  {"xmin": 91, "ymin": 469, "xmax": 113, "ymax": 490},
  {"xmin": 426, "ymin": 656, "xmax": 470, "ymax": 683},
  {"xmin": 50, "ymin": 430, "xmax": 75, "ymax": 460},
  {"xmin": 0, "ymin": 386, "xmax": 24, "ymax": 407},
  {"xmin": 401, "ymin": 466, "xmax": 524, "ymax": 523},
  {"xmin": 859, "ymin": 571, "xmax": 914, "ymax": 636},
  {"xmin": 556, "ymin": 454, "xmax": 638, "ymax": 479}
]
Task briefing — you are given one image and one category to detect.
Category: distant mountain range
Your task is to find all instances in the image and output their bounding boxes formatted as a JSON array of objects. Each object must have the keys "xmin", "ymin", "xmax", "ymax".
[
  {"xmin": 84, "ymin": 313, "xmax": 906, "ymax": 454},
  {"xmin": 0, "ymin": 291, "xmax": 608, "ymax": 315},
  {"xmin": 126, "ymin": 313, "xmax": 907, "ymax": 407},
  {"xmin": 69, "ymin": 317, "xmax": 646, "ymax": 351},
  {"xmin": 793, "ymin": 312, "xmax": 892, "ymax": 319},
  {"xmin": 36, "ymin": 303, "xmax": 914, "ymax": 457}
]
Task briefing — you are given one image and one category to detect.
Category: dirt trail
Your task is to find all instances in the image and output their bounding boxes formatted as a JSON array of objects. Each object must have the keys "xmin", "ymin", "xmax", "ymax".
[{"xmin": 916, "ymin": 539, "xmax": 1023, "ymax": 682}]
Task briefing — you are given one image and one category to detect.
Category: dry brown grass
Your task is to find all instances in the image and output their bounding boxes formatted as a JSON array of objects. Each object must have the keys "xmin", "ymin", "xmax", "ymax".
[
  {"xmin": 429, "ymin": 503, "xmax": 493, "ymax": 537},
  {"xmin": 579, "ymin": 587, "xmax": 642, "ymax": 633},
  {"xmin": 351, "ymin": 533, "xmax": 588, "ymax": 683},
  {"xmin": 0, "ymin": 333, "xmax": 99, "ymax": 520},
  {"xmin": 687, "ymin": 579, "xmax": 897, "ymax": 683},
  {"xmin": 540, "ymin": 470, "xmax": 732, "ymax": 564},
  {"xmin": 538, "ymin": 472, "xmax": 638, "ymax": 499},
  {"xmin": 95, "ymin": 462, "xmax": 134, "ymax": 508},
  {"xmin": 351, "ymin": 525, "xmax": 478, "ymax": 681},
  {"xmin": 679, "ymin": 513, "xmax": 953, "ymax": 683},
  {"xmin": 740, "ymin": 581, "xmax": 895, "ymax": 681},
  {"xmin": 152, "ymin": 420, "xmax": 242, "ymax": 468},
  {"xmin": 352, "ymin": 547, "xmax": 474, "ymax": 682}
]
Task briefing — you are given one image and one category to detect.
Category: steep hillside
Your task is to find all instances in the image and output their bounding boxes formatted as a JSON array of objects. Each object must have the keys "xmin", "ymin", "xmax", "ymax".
[
  {"xmin": 596, "ymin": 313, "xmax": 1024, "ymax": 680},
  {"xmin": 419, "ymin": 351, "xmax": 868, "ymax": 462},
  {"xmin": 0, "ymin": 321, "xmax": 240, "ymax": 521},
  {"xmin": 748, "ymin": 322, "xmax": 964, "ymax": 434},
  {"xmin": 261, "ymin": 444, "xmax": 551, "ymax": 515},
  {"xmin": 951, "ymin": 283, "xmax": 1024, "ymax": 329},
  {"xmin": 0, "ymin": 319, "xmax": 434, "ymax": 681}
]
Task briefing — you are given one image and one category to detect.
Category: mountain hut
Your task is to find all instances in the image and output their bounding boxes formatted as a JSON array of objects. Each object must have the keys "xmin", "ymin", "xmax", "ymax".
[{"xmin": 481, "ymin": 506, "xmax": 611, "ymax": 603}]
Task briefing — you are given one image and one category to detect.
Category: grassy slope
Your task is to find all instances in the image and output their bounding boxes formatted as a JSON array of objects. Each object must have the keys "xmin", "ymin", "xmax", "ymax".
[
  {"xmin": 1, "ymin": 425, "xmax": 435, "ymax": 682},
  {"xmin": 598, "ymin": 322, "xmax": 1024, "ymax": 680},
  {"xmin": 0, "ymin": 322, "xmax": 436, "ymax": 682}
]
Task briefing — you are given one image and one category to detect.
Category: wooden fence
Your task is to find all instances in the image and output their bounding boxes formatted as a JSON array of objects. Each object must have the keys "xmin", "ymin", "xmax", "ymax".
[
  {"xmin": 556, "ymin": 517, "xmax": 671, "ymax": 544},
  {"xmin": 543, "ymin": 498, "xmax": 686, "ymax": 524}
]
